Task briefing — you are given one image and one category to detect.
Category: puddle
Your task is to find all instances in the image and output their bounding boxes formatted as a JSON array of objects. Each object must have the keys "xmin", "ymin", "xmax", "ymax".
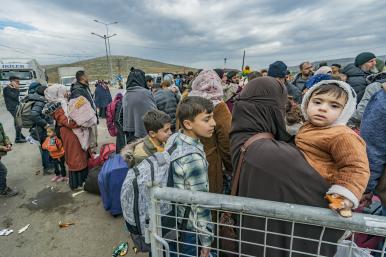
[{"xmin": 20, "ymin": 188, "xmax": 74, "ymax": 212}]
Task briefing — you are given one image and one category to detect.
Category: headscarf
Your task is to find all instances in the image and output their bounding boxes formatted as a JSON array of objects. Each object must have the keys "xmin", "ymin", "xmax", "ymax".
[
  {"xmin": 126, "ymin": 67, "xmax": 147, "ymax": 90},
  {"xmin": 44, "ymin": 84, "xmax": 69, "ymax": 116},
  {"xmin": 301, "ymin": 80, "xmax": 357, "ymax": 126},
  {"xmin": 189, "ymin": 70, "xmax": 224, "ymax": 106},
  {"xmin": 230, "ymin": 76, "xmax": 291, "ymax": 166},
  {"xmin": 314, "ymin": 66, "xmax": 332, "ymax": 75}
]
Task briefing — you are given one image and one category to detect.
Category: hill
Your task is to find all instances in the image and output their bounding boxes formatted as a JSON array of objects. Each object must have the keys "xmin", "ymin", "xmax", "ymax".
[{"xmin": 44, "ymin": 55, "xmax": 197, "ymax": 83}]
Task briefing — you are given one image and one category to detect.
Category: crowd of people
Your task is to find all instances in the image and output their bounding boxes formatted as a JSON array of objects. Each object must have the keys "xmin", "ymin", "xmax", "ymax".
[{"xmin": 1, "ymin": 51, "xmax": 386, "ymax": 256}]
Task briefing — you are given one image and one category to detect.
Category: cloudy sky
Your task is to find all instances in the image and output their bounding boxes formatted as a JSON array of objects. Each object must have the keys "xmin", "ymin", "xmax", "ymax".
[{"xmin": 0, "ymin": 0, "xmax": 385, "ymax": 69}]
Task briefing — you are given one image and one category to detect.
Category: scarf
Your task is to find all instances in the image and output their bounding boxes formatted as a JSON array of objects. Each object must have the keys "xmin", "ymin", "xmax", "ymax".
[
  {"xmin": 44, "ymin": 84, "xmax": 69, "ymax": 117},
  {"xmin": 230, "ymin": 76, "xmax": 291, "ymax": 166},
  {"xmin": 189, "ymin": 70, "xmax": 224, "ymax": 106}
]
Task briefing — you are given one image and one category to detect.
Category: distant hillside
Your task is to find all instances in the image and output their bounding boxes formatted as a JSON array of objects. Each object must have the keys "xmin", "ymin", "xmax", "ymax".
[
  {"xmin": 288, "ymin": 55, "xmax": 386, "ymax": 73},
  {"xmin": 44, "ymin": 55, "xmax": 197, "ymax": 83}
]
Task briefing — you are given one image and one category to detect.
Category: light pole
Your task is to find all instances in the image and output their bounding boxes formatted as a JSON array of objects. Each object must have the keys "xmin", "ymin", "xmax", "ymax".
[
  {"xmin": 91, "ymin": 32, "xmax": 117, "ymax": 81},
  {"xmin": 94, "ymin": 20, "xmax": 118, "ymax": 57}
]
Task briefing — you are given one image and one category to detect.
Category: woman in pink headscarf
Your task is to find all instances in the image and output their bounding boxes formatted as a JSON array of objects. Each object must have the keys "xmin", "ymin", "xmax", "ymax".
[{"xmin": 189, "ymin": 70, "xmax": 233, "ymax": 194}]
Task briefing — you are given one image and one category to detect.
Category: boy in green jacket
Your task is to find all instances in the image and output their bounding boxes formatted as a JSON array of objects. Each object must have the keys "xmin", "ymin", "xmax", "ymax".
[{"xmin": 0, "ymin": 122, "xmax": 18, "ymax": 197}]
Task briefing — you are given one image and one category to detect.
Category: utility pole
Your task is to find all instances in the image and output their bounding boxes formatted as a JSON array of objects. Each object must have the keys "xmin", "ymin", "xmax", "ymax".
[
  {"xmin": 94, "ymin": 20, "xmax": 118, "ymax": 82},
  {"xmin": 241, "ymin": 50, "xmax": 246, "ymax": 71},
  {"xmin": 224, "ymin": 58, "xmax": 227, "ymax": 69},
  {"xmin": 91, "ymin": 32, "xmax": 117, "ymax": 81}
]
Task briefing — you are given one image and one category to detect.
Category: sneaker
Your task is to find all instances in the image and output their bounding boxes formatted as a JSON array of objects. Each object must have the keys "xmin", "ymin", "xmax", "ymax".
[
  {"xmin": 0, "ymin": 187, "xmax": 18, "ymax": 197},
  {"xmin": 15, "ymin": 138, "xmax": 27, "ymax": 143},
  {"xmin": 57, "ymin": 177, "xmax": 68, "ymax": 182},
  {"xmin": 51, "ymin": 176, "xmax": 61, "ymax": 182}
]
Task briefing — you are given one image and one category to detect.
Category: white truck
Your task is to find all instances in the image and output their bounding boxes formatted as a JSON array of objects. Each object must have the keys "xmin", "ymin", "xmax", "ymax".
[
  {"xmin": 0, "ymin": 59, "xmax": 47, "ymax": 99},
  {"xmin": 58, "ymin": 66, "xmax": 84, "ymax": 89}
]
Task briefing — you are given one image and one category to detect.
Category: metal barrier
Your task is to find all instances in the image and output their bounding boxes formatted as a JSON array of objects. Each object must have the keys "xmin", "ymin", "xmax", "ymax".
[{"xmin": 148, "ymin": 186, "xmax": 386, "ymax": 257}]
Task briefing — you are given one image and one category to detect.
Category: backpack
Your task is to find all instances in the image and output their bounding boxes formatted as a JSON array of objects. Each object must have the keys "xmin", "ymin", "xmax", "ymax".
[
  {"xmin": 106, "ymin": 93, "xmax": 123, "ymax": 137},
  {"xmin": 84, "ymin": 165, "xmax": 102, "ymax": 195},
  {"xmin": 88, "ymin": 143, "xmax": 116, "ymax": 169},
  {"xmin": 98, "ymin": 154, "xmax": 129, "ymax": 216},
  {"xmin": 15, "ymin": 101, "xmax": 35, "ymax": 128},
  {"xmin": 120, "ymin": 133, "xmax": 204, "ymax": 252}
]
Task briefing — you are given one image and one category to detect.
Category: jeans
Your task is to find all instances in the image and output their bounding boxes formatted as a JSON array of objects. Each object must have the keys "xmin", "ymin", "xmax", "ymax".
[
  {"xmin": 39, "ymin": 147, "xmax": 52, "ymax": 170},
  {"xmin": 0, "ymin": 159, "xmax": 8, "ymax": 192},
  {"xmin": 54, "ymin": 157, "xmax": 66, "ymax": 177},
  {"xmin": 169, "ymin": 231, "xmax": 198, "ymax": 257},
  {"xmin": 12, "ymin": 115, "xmax": 24, "ymax": 140}
]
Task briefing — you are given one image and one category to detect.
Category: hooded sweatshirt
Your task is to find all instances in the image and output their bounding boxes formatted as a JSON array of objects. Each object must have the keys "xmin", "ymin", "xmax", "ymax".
[{"xmin": 296, "ymin": 80, "xmax": 370, "ymax": 207}]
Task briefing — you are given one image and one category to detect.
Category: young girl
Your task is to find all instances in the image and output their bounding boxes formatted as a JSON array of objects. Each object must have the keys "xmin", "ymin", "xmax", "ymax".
[
  {"xmin": 42, "ymin": 126, "xmax": 67, "ymax": 182},
  {"xmin": 296, "ymin": 80, "xmax": 370, "ymax": 217}
]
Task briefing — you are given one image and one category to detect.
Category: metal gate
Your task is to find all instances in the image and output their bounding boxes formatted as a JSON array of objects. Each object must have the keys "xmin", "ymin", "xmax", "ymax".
[{"xmin": 147, "ymin": 186, "xmax": 386, "ymax": 257}]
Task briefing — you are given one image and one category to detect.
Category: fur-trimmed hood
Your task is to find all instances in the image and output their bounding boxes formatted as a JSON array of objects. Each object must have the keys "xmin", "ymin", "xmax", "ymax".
[
  {"xmin": 301, "ymin": 80, "xmax": 357, "ymax": 126},
  {"xmin": 120, "ymin": 138, "xmax": 144, "ymax": 167}
]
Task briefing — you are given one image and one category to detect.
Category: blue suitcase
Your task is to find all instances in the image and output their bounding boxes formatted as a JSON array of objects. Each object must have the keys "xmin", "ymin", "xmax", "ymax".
[{"xmin": 98, "ymin": 154, "xmax": 129, "ymax": 216}]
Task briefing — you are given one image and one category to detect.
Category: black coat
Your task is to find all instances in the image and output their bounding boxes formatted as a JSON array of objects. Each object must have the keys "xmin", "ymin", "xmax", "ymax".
[
  {"xmin": 154, "ymin": 89, "xmax": 178, "ymax": 129},
  {"xmin": 26, "ymin": 93, "xmax": 50, "ymax": 142},
  {"xmin": 70, "ymin": 82, "xmax": 96, "ymax": 110},
  {"xmin": 343, "ymin": 63, "xmax": 371, "ymax": 103},
  {"xmin": 3, "ymin": 86, "xmax": 20, "ymax": 116}
]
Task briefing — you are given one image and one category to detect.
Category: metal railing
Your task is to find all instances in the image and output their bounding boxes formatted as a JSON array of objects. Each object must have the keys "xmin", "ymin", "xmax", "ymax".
[{"xmin": 148, "ymin": 186, "xmax": 386, "ymax": 257}]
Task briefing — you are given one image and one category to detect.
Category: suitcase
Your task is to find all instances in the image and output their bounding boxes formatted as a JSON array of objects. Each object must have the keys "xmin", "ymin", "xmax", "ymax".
[
  {"xmin": 84, "ymin": 166, "xmax": 102, "ymax": 195},
  {"xmin": 98, "ymin": 154, "xmax": 129, "ymax": 216}
]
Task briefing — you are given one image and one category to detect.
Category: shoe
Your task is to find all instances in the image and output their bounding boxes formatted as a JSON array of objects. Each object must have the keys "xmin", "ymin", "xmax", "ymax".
[
  {"xmin": 15, "ymin": 138, "xmax": 27, "ymax": 143},
  {"xmin": 43, "ymin": 169, "xmax": 54, "ymax": 175},
  {"xmin": 0, "ymin": 187, "xmax": 18, "ymax": 197},
  {"xmin": 51, "ymin": 175, "xmax": 61, "ymax": 182},
  {"xmin": 57, "ymin": 177, "xmax": 68, "ymax": 182}
]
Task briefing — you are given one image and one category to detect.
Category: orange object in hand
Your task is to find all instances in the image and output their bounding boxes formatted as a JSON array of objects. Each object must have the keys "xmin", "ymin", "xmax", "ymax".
[{"xmin": 325, "ymin": 194, "xmax": 353, "ymax": 218}]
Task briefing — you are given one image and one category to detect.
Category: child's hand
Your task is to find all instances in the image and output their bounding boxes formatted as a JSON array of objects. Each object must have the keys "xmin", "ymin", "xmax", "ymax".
[
  {"xmin": 200, "ymin": 247, "xmax": 210, "ymax": 257},
  {"xmin": 325, "ymin": 194, "xmax": 353, "ymax": 217}
]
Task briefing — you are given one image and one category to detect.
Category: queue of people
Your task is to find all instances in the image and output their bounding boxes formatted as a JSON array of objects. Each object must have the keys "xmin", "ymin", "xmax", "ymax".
[{"xmin": 1, "ymin": 51, "xmax": 386, "ymax": 256}]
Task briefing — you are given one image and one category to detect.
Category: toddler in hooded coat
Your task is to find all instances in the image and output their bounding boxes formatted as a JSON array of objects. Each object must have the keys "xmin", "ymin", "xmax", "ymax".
[{"xmin": 295, "ymin": 80, "xmax": 370, "ymax": 217}]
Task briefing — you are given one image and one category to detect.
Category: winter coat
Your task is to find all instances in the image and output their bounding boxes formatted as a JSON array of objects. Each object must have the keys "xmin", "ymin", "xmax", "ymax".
[
  {"xmin": 360, "ymin": 89, "xmax": 386, "ymax": 193},
  {"xmin": 292, "ymin": 73, "xmax": 308, "ymax": 91},
  {"xmin": 154, "ymin": 89, "xmax": 178, "ymax": 129},
  {"xmin": 3, "ymin": 86, "xmax": 20, "ymax": 116},
  {"xmin": 285, "ymin": 81, "xmax": 302, "ymax": 103},
  {"xmin": 342, "ymin": 63, "xmax": 371, "ymax": 103},
  {"xmin": 349, "ymin": 82, "xmax": 384, "ymax": 127},
  {"xmin": 296, "ymin": 122, "xmax": 369, "ymax": 207},
  {"xmin": 122, "ymin": 86, "xmax": 156, "ymax": 138},
  {"xmin": 26, "ymin": 93, "xmax": 50, "ymax": 142},
  {"xmin": 94, "ymin": 84, "xmax": 112, "ymax": 108},
  {"xmin": 42, "ymin": 136, "xmax": 65, "ymax": 159},
  {"xmin": 52, "ymin": 108, "xmax": 88, "ymax": 171},
  {"xmin": 199, "ymin": 102, "xmax": 233, "ymax": 194},
  {"xmin": 70, "ymin": 82, "xmax": 96, "ymax": 110},
  {"xmin": 120, "ymin": 136, "xmax": 158, "ymax": 167},
  {"xmin": 0, "ymin": 122, "xmax": 11, "ymax": 157}
]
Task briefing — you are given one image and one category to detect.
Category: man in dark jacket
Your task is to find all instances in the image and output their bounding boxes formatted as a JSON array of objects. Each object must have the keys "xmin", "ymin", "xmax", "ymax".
[
  {"xmin": 26, "ymin": 84, "xmax": 52, "ymax": 174},
  {"xmin": 70, "ymin": 70, "xmax": 96, "ymax": 111},
  {"xmin": 268, "ymin": 61, "xmax": 302, "ymax": 103},
  {"xmin": 343, "ymin": 52, "xmax": 377, "ymax": 103},
  {"xmin": 3, "ymin": 76, "xmax": 26, "ymax": 143},
  {"xmin": 153, "ymin": 83, "xmax": 179, "ymax": 131},
  {"xmin": 292, "ymin": 61, "xmax": 313, "ymax": 91}
]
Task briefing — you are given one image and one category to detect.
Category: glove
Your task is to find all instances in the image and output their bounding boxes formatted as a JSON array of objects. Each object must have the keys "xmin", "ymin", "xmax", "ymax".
[{"xmin": 43, "ymin": 102, "xmax": 62, "ymax": 115}]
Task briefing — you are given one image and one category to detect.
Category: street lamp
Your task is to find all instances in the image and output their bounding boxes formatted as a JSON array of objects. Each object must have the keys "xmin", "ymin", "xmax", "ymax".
[
  {"xmin": 91, "ymin": 32, "xmax": 117, "ymax": 81},
  {"xmin": 94, "ymin": 20, "xmax": 118, "ymax": 56}
]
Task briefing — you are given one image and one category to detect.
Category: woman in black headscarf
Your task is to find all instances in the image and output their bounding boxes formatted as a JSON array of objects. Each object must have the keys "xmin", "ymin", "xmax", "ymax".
[{"xmin": 230, "ymin": 77, "xmax": 341, "ymax": 257}]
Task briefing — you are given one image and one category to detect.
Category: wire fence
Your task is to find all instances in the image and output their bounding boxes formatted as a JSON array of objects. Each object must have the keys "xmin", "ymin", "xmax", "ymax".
[{"xmin": 148, "ymin": 187, "xmax": 386, "ymax": 257}]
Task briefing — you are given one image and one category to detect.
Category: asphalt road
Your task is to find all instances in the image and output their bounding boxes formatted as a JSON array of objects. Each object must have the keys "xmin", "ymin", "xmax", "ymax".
[{"xmin": 0, "ymin": 91, "xmax": 145, "ymax": 257}]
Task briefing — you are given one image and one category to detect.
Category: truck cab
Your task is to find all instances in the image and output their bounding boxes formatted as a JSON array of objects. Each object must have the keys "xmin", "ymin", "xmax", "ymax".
[{"xmin": 0, "ymin": 59, "xmax": 47, "ymax": 100}]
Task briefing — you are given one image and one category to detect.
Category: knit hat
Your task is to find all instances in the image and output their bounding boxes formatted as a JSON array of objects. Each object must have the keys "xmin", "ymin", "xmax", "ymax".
[
  {"xmin": 301, "ymin": 80, "xmax": 357, "ymax": 126},
  {"xmin": 354, "ymin": 52, "xmax": 376, "ymax": 67},
  {"xmin": 314, "ymin": 66, "xmax": 332, "ymax": 75},
  {"xmin": 189, "ymin": 70, "xmax": 223, "ymax": 106},
  {"xmin": 28, "ymin": 82, "xmax": 42, "ymax": 94},
  {"xmin": 268, "ymin": 61, "xmax": 287, "ymax": 78}
]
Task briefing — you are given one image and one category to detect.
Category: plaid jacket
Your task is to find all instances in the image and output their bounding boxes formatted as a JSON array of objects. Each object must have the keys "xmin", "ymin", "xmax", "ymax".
[{"xmin": 171, "ymin": 132, "xmax": 213, "ymax": 247}]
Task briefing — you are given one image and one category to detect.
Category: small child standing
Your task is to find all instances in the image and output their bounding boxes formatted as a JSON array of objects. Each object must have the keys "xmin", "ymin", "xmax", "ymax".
[
  {"xmin": 0, "ymin": 122, "xmax": 18, "ymax": 197},
  {"xmin": 121, "ymin": 110, "xmax": 172, "ymax": 166},
  {"xmin": 42, "ymin": 126, "xmax": 66, "ymax": 182},
  {"xmin": 296, "ymin": 80, "xmax": 370, "ymax": 217}
]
